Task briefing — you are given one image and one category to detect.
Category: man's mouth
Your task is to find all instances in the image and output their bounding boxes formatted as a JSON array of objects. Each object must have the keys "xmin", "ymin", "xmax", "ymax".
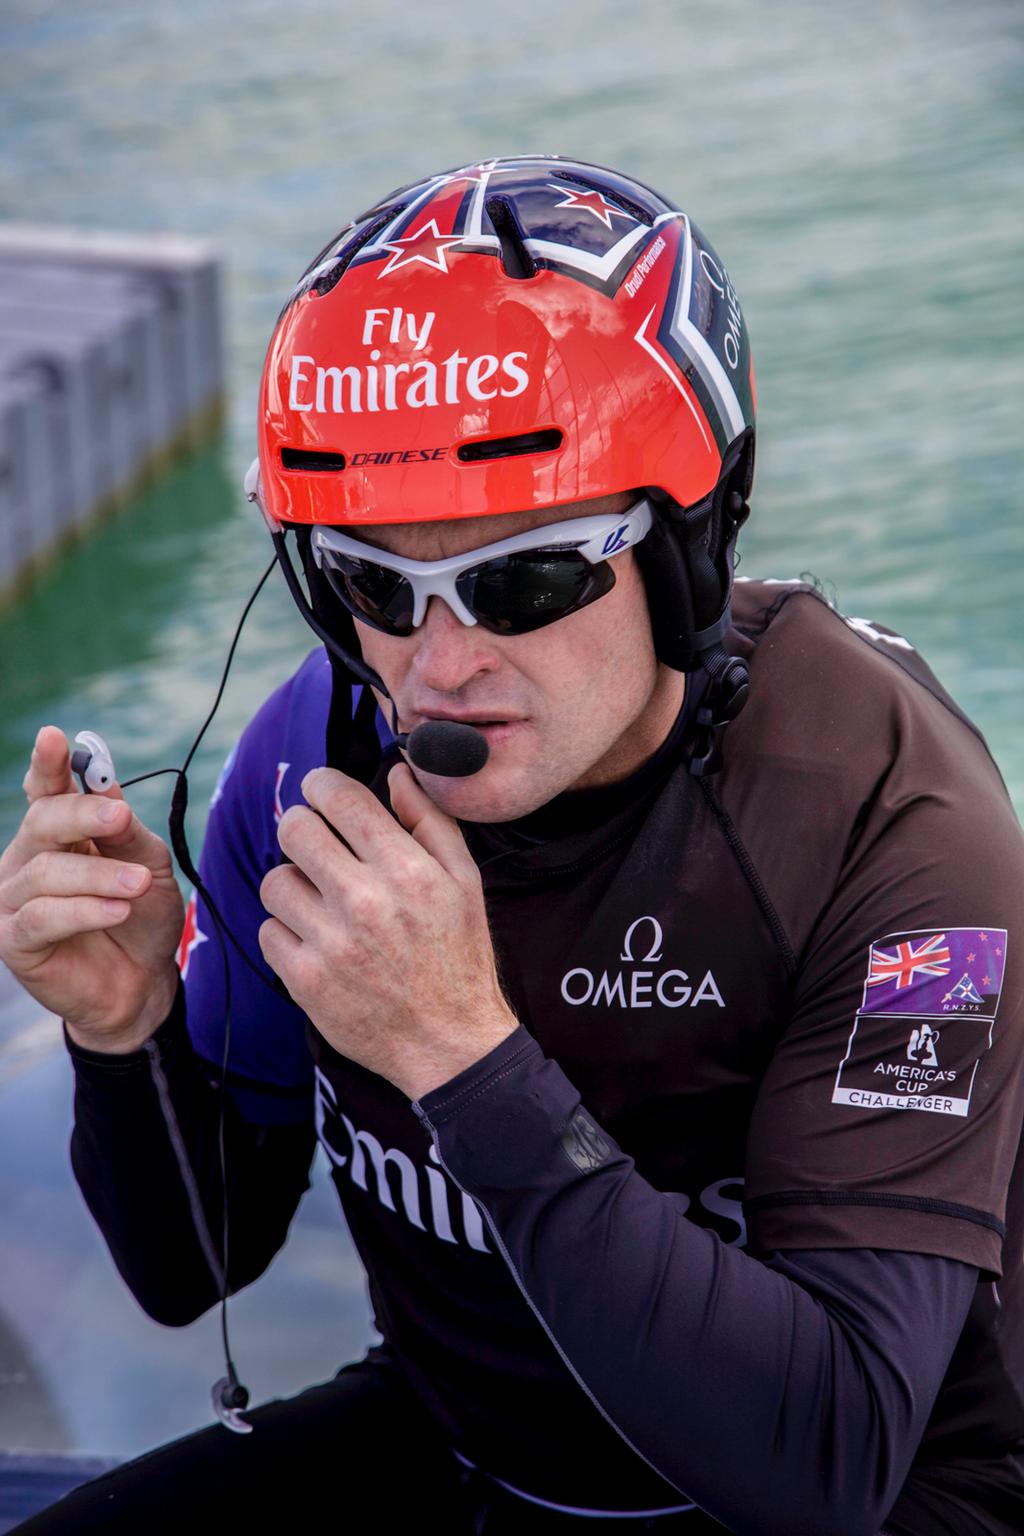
[
  {"xmin": 415, "ymin": 710, "xmax": 525, "ymax": 728},
  {"xmin": 411, "ymin": 710, "xmax": 528, "ymax": 743}
]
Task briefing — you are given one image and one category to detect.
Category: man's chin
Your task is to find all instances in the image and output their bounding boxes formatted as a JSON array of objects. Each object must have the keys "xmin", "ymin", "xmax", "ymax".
[{"xmin": 410, "ymin": 756, "xmax": 559, "ymax": 825}]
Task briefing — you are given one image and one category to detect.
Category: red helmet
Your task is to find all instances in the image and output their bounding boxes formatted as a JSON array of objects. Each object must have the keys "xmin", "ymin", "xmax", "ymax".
[
  {"xmin": 255, "ymin": 154, "xmax": 754, "ymax": 531},
  {"xmin": 249, "ymin": 156, "xmax": 756, "ymax": 746}
]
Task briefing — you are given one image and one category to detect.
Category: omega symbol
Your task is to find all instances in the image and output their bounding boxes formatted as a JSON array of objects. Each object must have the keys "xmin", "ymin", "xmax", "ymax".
[
  {"xmin": 620, "ymin": 916, "xmax": 664, "ymax": 964},
  {"xmin": 560, "ymin": 913, "xmax": 724, "ymax": 1011}
]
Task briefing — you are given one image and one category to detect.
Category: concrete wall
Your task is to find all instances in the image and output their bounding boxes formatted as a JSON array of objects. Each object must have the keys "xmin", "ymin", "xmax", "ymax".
[{"xmin": 0, "ymin": 227, "xmax": 224, "ymax": 607}]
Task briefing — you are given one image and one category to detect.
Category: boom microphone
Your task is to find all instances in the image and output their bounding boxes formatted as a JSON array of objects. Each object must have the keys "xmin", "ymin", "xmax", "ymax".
[{"xmin": 398, "ymin": 720, "xmax": 490, "ymax": 778}]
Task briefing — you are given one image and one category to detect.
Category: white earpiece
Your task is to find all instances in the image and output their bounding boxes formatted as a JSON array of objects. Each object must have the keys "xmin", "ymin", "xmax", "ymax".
[{"xmin": 71, "ymin": 730, "xmax": 117, "ymax": 794}]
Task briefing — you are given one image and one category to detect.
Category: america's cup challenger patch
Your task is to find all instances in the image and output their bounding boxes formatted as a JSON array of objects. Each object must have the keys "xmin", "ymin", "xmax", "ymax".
[{"xmin": 831, "ymin": 929, "xmax": 1007, "ymax": 1117}]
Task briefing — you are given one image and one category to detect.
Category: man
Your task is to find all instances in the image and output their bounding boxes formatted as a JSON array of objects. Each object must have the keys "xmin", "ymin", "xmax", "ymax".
[{"xmin": 2, "ymin": 156, "xmax": 1023, "ymax": 1534}]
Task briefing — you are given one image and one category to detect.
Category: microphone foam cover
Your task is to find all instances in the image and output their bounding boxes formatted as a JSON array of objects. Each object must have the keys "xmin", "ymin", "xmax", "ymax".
[{"xmin": 406, "ymin": 720, "xmax": 490, "ymax": 778}]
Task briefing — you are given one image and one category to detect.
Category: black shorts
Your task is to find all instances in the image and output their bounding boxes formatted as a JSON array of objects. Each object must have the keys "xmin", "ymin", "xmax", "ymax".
[{"xmin": 9, "ymin": 1348, "xmax": 702, "ymax": 1534}]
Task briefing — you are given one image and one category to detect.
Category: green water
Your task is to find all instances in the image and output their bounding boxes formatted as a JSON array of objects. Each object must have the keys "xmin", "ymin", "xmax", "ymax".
[
  {"xmin": 1, "ymin": 0, "xmax": 1022, "ymax": 829},
  {"xmin": 0, "ymin": 0, "xmax": 1021, "ymax": 1461}
]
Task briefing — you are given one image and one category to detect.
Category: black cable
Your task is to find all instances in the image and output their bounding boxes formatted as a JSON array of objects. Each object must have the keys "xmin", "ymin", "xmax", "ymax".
[
  {"xmin": 172, "ymin": 562, "xmax": 282, "ymax": 1422},
  {"xmin": 120, "ymin": 767, "xmax": 183, "ymax": 788},
  {"xmin": 115, "ymin": 555, "xmax": 279, "ymax": 1428},
  {"xmin": 119, "ymin": 558, "xmax": 293, "ymax": 1007},
  {"xmin": 211, "ymin": 893, "xmax": 247, "ymax": 1411},
  {"xmin": 182, "ymin": 558, "xmax": 278, "ymax": 777}
]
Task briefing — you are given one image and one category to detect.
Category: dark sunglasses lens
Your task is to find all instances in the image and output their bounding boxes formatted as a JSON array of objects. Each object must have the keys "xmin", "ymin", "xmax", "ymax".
[
  {"xmin": 457, "ymin": 552, "xmax": 615, "ymax": 635},
  {"xmin": 321, "ymin": 553, "xmax": 415, "ymax": 635}
]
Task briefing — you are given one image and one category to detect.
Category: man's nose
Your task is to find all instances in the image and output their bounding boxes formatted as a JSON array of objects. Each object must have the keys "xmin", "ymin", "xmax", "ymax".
[{"xmin": 410, "ymin": 596, "xmax": 501, "ymax": 694}]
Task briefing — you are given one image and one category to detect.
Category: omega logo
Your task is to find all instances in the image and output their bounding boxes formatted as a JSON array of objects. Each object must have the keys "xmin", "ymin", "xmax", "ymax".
[
  {"xmin": 560, "ymin": 915, "xmax": 725, "ymax": 1011},
  {"xmin": 698, "ymin": 249, "xmax": 744, "ymax": 372},
  {"xmin": 620, "ymin": 915, "xmax": 663, "ymax": 963}
]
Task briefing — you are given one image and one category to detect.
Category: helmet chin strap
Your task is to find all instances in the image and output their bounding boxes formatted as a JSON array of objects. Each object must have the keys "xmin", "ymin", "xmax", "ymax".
[
  {"xmin": 638, "ymin": 428, "xmax": 755, "ymax": 775},
  {"xmin": 270, "ymin": 528, "xmax": 490, "ymax": 780}
]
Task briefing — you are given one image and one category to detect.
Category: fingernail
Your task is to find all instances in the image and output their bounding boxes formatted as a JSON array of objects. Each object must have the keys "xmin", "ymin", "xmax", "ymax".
[
  {"xmin": 102, "ymin": 899, "xmax": 128, "ymax": 916},
  {"xmin": 117, "ymin": 866, "xmax": 145, "ymax": 891},
  {"xmin": 97, "ymin": 801, "xmax": 121, "ymax": 824}
]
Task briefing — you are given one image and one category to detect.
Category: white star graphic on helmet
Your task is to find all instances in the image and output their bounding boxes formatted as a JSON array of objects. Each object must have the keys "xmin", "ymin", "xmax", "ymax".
[
  {"xmin": 378, "ymin": 219, "xmax": 463, "ymax": 278},
  {"xmin": 547, "ymin": 185, "xmax": 633, "ymax": 229}
]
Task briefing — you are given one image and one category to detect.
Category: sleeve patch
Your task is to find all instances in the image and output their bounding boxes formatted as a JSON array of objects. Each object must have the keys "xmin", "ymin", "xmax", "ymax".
[
  {"xmin": 175, "ymin": 889, "xmax": 209, "ymax": 980},
  {"xmin": 560, "ymin": 1109, "xmax": 613, "ymax": 1173},
  {"xmin": 831, "ymin": 928, "xmax": 1007, "ymax": 1119}
]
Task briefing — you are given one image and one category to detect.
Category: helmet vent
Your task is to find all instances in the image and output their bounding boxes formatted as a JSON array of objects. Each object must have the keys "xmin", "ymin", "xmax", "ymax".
[
  {"xmin": 311, "ymin": 209, "xmax": 405, "ymax": 297},
  {"xmin": 457, "ymin": 429, "xmax": 562, "ymax": 463},
  {"xmin": 301, "ymin": 223, "xmax": 355, "ymax": 282},
  {"xmin": 281, "ymin": 448, "xmax": 346, "ymax": 472},
  {"xmin": 485, "ymin": 197, "xmax": 537, "ymax": 280},
  {"xmin": 554, "ymin": 172, "xmax": 653, "ymax": 227}
]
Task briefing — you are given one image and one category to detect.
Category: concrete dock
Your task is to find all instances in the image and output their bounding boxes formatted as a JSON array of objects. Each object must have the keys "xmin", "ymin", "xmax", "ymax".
[{"xmin": 0, "ymin": 226, "xmax": 224, "ymax": 609}]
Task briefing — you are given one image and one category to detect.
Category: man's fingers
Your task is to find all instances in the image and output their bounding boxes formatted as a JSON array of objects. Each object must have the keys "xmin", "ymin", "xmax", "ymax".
[
  {"xmin": 3, "ymin": 850, "xmax": 152, "ymax": 912},
  {"xmin": 17, "ymin": 791, "xmax": 133, "ymax": 864},
  {"xmin": 387, "ymin": 764, "xmax": 476, "ymax": 879},
  {"xmin": 299, "ymin": 767, "xmax": 406, "ymax": 863},
  {"xmin": 259, "ymin": 862, "xmax": 324, "ymax": 940},
  {"xmin": 6, "ymin": 894, "xmax": 130, "ymax": 958},
  {"xmin": 22, "ymin": 726, "xmax": 74, "ymax": 804},
  {"xmin": 89, "ymin": 795, "xmax": 171, "ymax": 872},
  {"xmin": 275, "ymin": 805, "xmax": 358, "ymax": 895},
  {"xmin": 258, "ymin": 915, "xmax": 305, "ymax": 983},
  {"xmin": 19, "ymin": 777, "xmax": 171, "ymax": 877},
  {"xmin": 21, "ymin": 726, "xmax": 166, "ymax": 863}
]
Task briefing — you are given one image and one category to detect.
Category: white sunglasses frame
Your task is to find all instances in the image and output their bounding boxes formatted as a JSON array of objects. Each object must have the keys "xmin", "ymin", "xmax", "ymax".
[{"xmin": 305, "ymin": 498, "xmax": 655, "ymax": 630}]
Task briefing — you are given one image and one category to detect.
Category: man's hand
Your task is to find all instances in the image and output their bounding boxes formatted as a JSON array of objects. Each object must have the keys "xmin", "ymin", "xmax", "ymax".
[
  {"xmin": 258, "ymin": 763, "xmax": 518, "ymax": 1100},
  {"xmin": 0, "ymin": 726, "xmax": 184, "ymax": 1050}
]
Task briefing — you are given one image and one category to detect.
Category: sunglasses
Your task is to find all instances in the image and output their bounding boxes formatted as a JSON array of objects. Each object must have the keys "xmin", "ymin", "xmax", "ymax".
[{"xmin": 308, "ymin": 499, "xmax": 654, "ymax": 637}]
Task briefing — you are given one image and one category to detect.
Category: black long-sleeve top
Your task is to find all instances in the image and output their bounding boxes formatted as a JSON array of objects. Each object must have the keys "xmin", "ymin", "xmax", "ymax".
[{"xmin": 64, "ymin": 580, "xmax": 1024, "ymax": 1533}]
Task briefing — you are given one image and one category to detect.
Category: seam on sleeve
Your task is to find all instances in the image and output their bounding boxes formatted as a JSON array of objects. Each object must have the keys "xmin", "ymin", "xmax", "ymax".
[
  {"xmin": 418, "ymin": 1039, "xmax": 542, "ymax": 1123},
  {"xmin": 697, "ymin": 777, "xmax": 797, "ymax": 976},
  {"xmin": 746, "ymin": 1188, "xmax": 1005, "ymax": 1237}
]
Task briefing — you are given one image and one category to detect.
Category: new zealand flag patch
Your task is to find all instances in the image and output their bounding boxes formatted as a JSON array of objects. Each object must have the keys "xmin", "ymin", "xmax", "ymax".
[{"xmin": 831, "ymin": 928, "xmax": 1007, "ymax": 1118}]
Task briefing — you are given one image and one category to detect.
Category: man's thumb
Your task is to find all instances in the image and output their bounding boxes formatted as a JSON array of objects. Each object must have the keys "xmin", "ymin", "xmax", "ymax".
[{"xmin": 92, "ymin": 785, "xmax": 172, "ymax": 873}]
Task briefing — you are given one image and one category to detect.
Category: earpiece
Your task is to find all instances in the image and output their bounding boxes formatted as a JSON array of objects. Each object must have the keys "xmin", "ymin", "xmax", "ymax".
[
  {"xmin": 212, "ymin": 1373, "xmax": 252, "ymax": 1435},
  {"xmin": 70, "ymin": 731, "xmax": 117, "ymax": 795}
]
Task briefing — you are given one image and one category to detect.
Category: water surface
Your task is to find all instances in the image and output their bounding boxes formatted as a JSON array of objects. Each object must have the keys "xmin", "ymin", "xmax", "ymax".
[{"xmin": 0, "ymin": 0, "xmax": 1020, "ymax": 1459}]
